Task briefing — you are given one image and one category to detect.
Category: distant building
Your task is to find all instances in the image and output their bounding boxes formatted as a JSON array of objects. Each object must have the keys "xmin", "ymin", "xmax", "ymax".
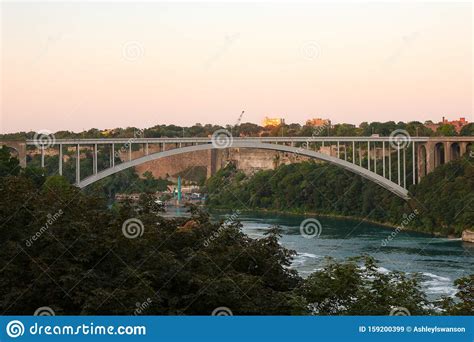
[
  {"xmin": 306, "ymin": 118, "xmax": 330, "ymax": 127},
  {"xmin": 100, "ymin": 128, "xmax": 118, "ymax": 137},
  {"xmin": 262, "ymin": 117, "xmax": 285, "ymax": 127},
  {"xmin": 425, "ymin": 117, "xmax": 469, "ymax": 133},
  {"xmin": 424, "ymin": 120, "xmax": 439, "ymax": 132},
  {"xmin": 441, "ymin": 117, "xmax": 468, "ymax": 133}
]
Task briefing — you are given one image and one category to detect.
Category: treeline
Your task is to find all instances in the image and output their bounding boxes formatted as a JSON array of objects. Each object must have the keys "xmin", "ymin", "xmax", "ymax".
[
  {"xmin": 2, "ymin": 121, "xmax": 473, "ymax": 141},
  {"xmin": 0, "ymin": 145, "xmax": 472, "ymax": 315},
  {"xmin": 204, "ymin": 157, "xmax": 474, "ymax": 236}
]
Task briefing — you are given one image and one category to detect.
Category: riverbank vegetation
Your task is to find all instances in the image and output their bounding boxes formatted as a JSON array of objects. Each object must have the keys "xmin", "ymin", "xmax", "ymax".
[
  {"xmin": 0, "ymin": 148, "xmax": 472, "ymax": 315},
  {"xmin": 204, "ymin": 157, "xmax": 474, "ymax": 237}
]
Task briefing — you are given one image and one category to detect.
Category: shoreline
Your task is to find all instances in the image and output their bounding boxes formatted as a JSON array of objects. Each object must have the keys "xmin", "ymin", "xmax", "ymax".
[{"xmin": 206, "ymin": 206, "xmax": 450, "ymax": 239}]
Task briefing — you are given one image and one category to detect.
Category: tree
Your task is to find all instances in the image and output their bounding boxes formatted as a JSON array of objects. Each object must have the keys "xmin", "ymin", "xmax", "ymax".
[
  {"xmin": 297, "ymin": 256, "xmax": 429, "ymax": 315},
  {"xmin": 460, "ymin": 123, "xmax": 474, "ymax": 136},
  {"xmin": 0, "ymin": 146, "xmax": 20, "ymax": 177},
  {"xmin": 439, "ymin": 275, "xmax": 474, "ymax": 315},
  {"xmin": 436, "ymin": 124, "xmax": 457, "ymax": 136}
]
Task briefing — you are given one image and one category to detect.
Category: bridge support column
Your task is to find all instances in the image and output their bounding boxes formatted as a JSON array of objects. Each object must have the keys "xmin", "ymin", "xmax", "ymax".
[
  {"xmin": 374, "ymin": 143, "xmax": 377, "ymax": 174},
  {"xmin": 59, "ymin": 144, "xmax": 63, "ymax": 175},
  {"xmin": 352, "ymin": 141, "xmax": 355, "ymax": 163},
  {"xmin": 41, "ymin": 146, "xmax": 45, "ymax": 168},
  {"xmin": 460, "ymin": 142, "xmax": 468, "ymax": 157},
  {"xmin": 444, "ymin": 142, "xmax": 451, "ymax": 164},
  {"xmin": 397, "ymin": 147, "xmax": 401, "ymax": 186},
  {"xmin": 426, "ymin": 143, "xmax": 435, "ymax": 174},
  {"xmin": 19, "ymin": 145, "xmax": 27, "ymax": 167},
  {"xmin": 111, "ymin": 144, "xmax": 115, "ymax": 167},
  {"xmin": 403, "ymin": 148, "xmax": 406, "ymax": 188},
  {"xmin": 382, "ymin": 141, "xmax": 386, "ymax": 178},
  {"xmin": 367, "ymin": 141, "xmax": 370, "ymax": 171},
  {"xmin": 93, "ymin": 144, "xmax": 98, "ymax": 175},
  {"xmin": 389, "ymin": 147, "xmax": 392, "ymax": 181},
  {"xmin": 358, "ymin": 143, "xmax": 362, "ymax": 167},
  {"xmin": 207, "ymin": 149, "xmax": 218, "ymax": 179},
  {"xmin": 417, "ymin": 144, "xmax": 425, "ymax": 183},
  {"xmin": 76, "ymin": 144, "xmax": 80, "ymax": 185},
  {"xmin": 412, "ymin": 142, "xmax": 416, "ymax": 185},
  {"xmin": 1, "ymin": 141, "xmax": 27, "ymax": 167}
]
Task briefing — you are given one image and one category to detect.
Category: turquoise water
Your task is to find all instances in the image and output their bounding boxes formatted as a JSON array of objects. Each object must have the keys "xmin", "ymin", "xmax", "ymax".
[{"xmin": 164, "ymin": 207, "xmax": 474, "ymax": 299}]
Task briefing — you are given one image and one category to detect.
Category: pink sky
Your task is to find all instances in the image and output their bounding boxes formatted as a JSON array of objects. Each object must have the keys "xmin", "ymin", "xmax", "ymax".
[{"xmin": 1, "ymin": 2, "xmax": 472, "ymax": 133}]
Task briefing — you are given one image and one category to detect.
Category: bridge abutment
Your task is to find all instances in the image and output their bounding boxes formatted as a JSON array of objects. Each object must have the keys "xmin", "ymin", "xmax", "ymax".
[{"xmin": 0, "ymin": 141, "xmax": 27, "ymax": 167}]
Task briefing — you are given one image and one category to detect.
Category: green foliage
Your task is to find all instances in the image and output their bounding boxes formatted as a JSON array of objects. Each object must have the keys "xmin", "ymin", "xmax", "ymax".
[
  {"xmin": 4, "ymin": 119, "xmax": 470, "ymax": 142},
  {"xmin": 439, "ymin": 275, "xmax": 474, "ymax": 315},
  {"xmin": 436, "ymin": 124, "xmax": 457, "ymax": 136},
  {"xmin": 88, "ymin": 168, "xmax": 171, "ymax": 201},
  {"xmin": 43, "ymin": 175, "xmax": 72, "ymax": 193},
  {"xmin": 0, "ymin": 174, "xmax": 307, "ymax": 314},
  {"xmin": 411, "ymin": 157, "xmax": 474, "ymax": 235},
  {"xmin": 0, "ymin": 146, "xmax": 20, "ymax": 177},
  {"xmin": 298, "ymin": 256, "xmax": 429, "ymax": 315},
  {"xmin": 205, "ymin": 159, "xmax": 474, "ymax": 236},
  {"xmin": 0, "ymin": 150, "xmax": 471, "ymax": 315},
  {"xmin": 298, "ymin": 257, "xmax": 428, "ymax": 315},
  {"xmin": 460, "ymin": 123, "xmax": 474, "ymax": 136}
]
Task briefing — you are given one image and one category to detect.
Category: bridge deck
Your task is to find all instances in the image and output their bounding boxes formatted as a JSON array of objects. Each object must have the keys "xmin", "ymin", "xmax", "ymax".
[{"xmin": 22, "ymin": 136, "xmax": 474, "ymax": 145}]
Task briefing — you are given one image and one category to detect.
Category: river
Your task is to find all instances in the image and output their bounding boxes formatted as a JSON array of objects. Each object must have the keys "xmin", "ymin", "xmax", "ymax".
[{"xmin": 164, "ymin": 207, "xmax": 474, "ymax": 300}]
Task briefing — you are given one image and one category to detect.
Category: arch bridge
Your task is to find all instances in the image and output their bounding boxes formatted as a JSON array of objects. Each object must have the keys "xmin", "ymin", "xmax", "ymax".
[{"xmin": 2, "ymin": 136, "xmax": 474, "ymax": 201}]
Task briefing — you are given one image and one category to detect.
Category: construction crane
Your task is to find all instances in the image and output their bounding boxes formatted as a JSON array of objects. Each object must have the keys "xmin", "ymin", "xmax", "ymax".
[
  {"xmin": 231, "ymin": 110, "xmax": 245, "ymax": 136},
  {"xmin": 235, "ymin": 110, "xmax": 245, "ymax": 127}
]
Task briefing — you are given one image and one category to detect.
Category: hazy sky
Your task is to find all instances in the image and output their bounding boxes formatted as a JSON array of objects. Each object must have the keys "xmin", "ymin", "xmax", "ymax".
[{"xmin": 1, "ymin": 1, "xmax": 472, "ymax": 133}]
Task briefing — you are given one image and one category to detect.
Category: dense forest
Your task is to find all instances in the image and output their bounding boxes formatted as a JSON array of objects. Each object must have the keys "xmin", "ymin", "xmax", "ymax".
[
  {"xmin": 0, "ymin": 147, "xmax": 472, "ymax": 315},
  {"xmin": 204, "ymin": 156, "xmax": 474, "ymax": 237}
]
